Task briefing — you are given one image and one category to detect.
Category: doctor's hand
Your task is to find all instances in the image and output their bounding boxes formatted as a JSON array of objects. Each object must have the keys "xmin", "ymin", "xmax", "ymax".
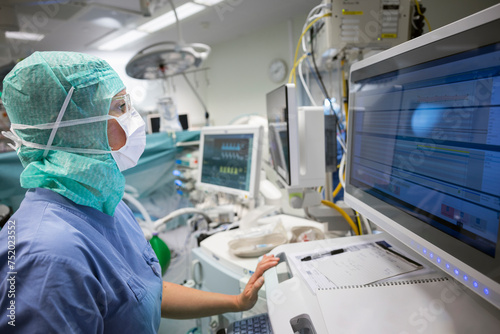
[{"xmin": 236, "ymin": 254, "xmax": 280, "ymax": 311}]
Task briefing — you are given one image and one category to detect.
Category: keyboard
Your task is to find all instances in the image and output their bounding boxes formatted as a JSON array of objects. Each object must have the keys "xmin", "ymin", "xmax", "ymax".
[{"xmin": 226, "ymin": 313, "xmax": 273, "ymax": 334}]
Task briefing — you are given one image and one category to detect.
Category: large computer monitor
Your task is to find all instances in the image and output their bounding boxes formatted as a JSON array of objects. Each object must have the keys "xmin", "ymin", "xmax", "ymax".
[
  {"xmin": 197, "ymin": 125, "xmax": 263, "ymax": 200},
  {"xmin": 345, "ymin": 4, "xmax": 500, "ymax": 309}
]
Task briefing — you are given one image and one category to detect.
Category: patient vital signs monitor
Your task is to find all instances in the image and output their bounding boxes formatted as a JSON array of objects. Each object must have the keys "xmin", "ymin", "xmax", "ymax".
[
  {"xmin": 345, "ymin": 4, "xmax": 500, "ymax": 309},
  {"xmin": 197, "ymin": 125, "xmax": 263, "ymax": 199}
]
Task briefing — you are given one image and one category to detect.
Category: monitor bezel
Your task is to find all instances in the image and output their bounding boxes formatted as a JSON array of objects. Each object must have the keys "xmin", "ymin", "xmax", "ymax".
[
  {"xmin": 196, "ymin": 124, "xmax": 263, "ymax": 199},
  {"xmin": 345, "ymin": 4, "xmax": 500, "ymax": 309}
]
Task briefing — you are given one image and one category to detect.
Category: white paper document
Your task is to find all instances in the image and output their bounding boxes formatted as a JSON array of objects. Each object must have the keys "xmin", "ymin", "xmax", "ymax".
[
  {"xmin": 289, "ymin": 241, "xmax": 423, "ymax": 292},
  {"xmin": 314, "ymin": 241, "xmax": 422, "ymax": 286}
]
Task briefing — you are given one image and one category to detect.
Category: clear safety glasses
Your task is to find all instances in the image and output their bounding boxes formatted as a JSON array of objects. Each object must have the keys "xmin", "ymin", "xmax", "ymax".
[{"xmin": 109, "ymin": 93, "xmax": 132, "ymax": 117}]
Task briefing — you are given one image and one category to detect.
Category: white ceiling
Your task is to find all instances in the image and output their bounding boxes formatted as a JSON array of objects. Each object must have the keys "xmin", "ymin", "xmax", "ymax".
[{"xmin": 3, "ymin": 0, "xmax": 314, "ymax": 57}]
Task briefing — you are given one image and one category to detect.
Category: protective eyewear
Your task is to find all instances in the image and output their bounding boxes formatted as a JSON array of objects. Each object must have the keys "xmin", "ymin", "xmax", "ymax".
[{"xmin": 109, "ymin": 93, "xmax": 132, "ymax": 117}]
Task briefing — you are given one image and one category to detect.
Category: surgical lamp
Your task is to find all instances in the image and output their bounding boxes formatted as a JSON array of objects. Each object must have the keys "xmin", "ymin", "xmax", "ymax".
[{"xmin": 126, "ymin": 0, "xmax": 210, "ymax": 79}]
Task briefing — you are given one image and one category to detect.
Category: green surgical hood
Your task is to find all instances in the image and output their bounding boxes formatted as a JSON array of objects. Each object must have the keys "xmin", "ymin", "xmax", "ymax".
[{"xmin": 2, "ymin": 51, "xmax": 127, "ymax": 215}]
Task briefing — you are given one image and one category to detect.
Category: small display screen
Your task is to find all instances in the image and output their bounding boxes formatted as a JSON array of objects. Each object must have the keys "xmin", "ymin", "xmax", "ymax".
[{"xmin": 200, "ymin": 133, "xmax": 254, "ymax": 191}]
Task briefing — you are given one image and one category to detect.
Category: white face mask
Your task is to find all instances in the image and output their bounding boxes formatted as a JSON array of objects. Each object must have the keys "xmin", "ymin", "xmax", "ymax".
[
  {"xmin": 110, "ymin": 107, "xmax": 146, "ymax": 171},
  {"xmin": 2, "ymin": 88, "xmax": 146, "ymax": 172}
]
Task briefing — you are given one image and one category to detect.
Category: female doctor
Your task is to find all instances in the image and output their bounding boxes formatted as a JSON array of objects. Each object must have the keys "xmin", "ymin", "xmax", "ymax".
[{"xmin": 0, "ymin": 51, "xmax": 279, "ymax": 333}]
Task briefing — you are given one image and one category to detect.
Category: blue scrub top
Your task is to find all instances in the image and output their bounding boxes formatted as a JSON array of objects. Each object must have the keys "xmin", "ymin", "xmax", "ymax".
[{"xmin": 0, "ymin": 188, "xmax": 163, "ymax": 333}]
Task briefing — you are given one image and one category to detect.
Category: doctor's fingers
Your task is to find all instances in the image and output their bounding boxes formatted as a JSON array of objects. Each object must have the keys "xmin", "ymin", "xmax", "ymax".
[{"xmin": 252, "ymin": 255, "xmax": 280, "ymax": 278}]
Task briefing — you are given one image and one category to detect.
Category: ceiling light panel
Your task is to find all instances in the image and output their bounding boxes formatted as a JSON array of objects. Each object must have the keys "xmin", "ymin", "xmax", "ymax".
[
  {"xmin": 193, "ymin": 0, "xmax": 225, "ymax": 6},
  {"xmin": 5, "ymin": 31, "xmax": 45, "ymax": 41}
]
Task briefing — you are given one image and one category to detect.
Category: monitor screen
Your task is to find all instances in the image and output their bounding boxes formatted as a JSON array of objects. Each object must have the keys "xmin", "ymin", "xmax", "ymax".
[
  {"xmin": 266, "ymin": 84, "xmax": 298, "ymax": 186},
  {"xmin": 345, "ymin": 4, "xmax": 500, "ymax": 308},
  {"xmin": 147, "ymin": 113, "xmax": 161, "ymax": 134},
  {"xmin": 179, "ymin": 114, "xmax": 189, "ymax": 130},
  {"xmin": 197, "ymin": 125, "xmax": 263, "ymax": 199},
  {"xmin": 268, "ymin": 122, "xmax": 288, "ymax": 182}
]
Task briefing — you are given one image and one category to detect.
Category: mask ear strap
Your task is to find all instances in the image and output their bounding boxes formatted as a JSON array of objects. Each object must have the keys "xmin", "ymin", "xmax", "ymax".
[
  {"xmin": 43, "ymin": 86, "xmax": 75, "ymax": 158},
  {"xmin": 1, "ymin": 129, "xmax": 22, "ymax": 152}
]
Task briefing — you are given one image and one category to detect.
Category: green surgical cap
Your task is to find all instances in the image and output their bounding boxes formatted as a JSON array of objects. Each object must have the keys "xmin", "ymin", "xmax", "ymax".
[{"xmin": 2, "ymin": 51, "xmax": 126, "ymax": 215}]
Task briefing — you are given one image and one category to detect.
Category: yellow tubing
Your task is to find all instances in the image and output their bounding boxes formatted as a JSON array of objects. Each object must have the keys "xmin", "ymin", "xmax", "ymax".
[
  {"xmin": 332, "ymin": 182, "xmax": 342, "ymax": 198},
  {"xmin": 321, "ymin": 200, "xmax": 360, "ymax": 235}
]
